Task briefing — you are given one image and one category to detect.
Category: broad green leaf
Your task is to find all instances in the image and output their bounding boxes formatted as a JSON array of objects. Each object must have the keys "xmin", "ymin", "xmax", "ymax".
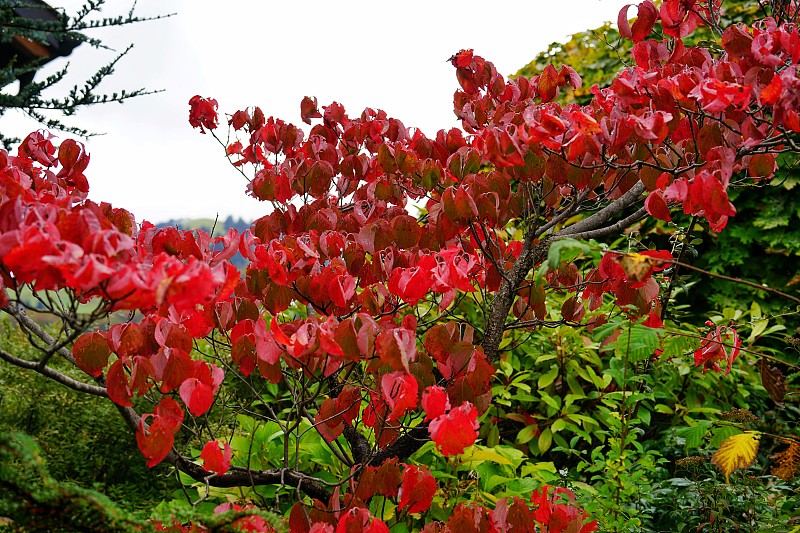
[
  {"xmin": 710, "ymin": 425, "xmax": 741, "ymax": 448},
  {"xmin": 486, "ymin": 475, "xmax": 513, "ymax": 491},
  {"xmin": 662, "ymin": 333, "xmax": 698, "ymax": 359},
  {"xmin": 546, "ymin": 238, "xmax": 590, "ymax": 270},
  {"xmin": 538, "ymin": 428, "xmax": 553, "ymax": 454},
  {"xmin": 538, "ymin": 365, "xmax": 559, "ymax": 389},
  {"xmin": 460, "ymin": 448, "xmax": 514, "ymax": 466},
  {"xmin": 539, "ymin": 391, "xmax": 562, "ymax": 411},
  {"xmin": 676, "ymin": 421, "xmax": 713, "ymax": 449},
  {"xmin": 614, "ymin": 325, "xmax": 662, "ymax": 362},
  {"xmin": 518, "ymin": 425, "xmax": 538, "ymax": 444}
]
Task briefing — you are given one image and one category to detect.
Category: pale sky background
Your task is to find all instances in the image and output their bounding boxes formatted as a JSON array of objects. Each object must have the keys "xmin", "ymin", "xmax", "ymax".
[{"xmin": 2, "ymin": 0, "xmax": 631, "ymax": 224}]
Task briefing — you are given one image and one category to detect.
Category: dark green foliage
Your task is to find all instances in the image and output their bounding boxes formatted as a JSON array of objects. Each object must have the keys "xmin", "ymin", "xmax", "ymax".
[
  {"xmin": 0, "ymin": 432, "xmax": 283, "ymax": 531},
  {"xmin": 0, "ymin": 320, "xmax": 171, "ymax": 512},
  {"xmin": 693, "ymin": 173, "xmax": 800, "ymax": 315},
  {"xmin": 0, "ymin": 431, "xmax": 150, "ymax": 532}
]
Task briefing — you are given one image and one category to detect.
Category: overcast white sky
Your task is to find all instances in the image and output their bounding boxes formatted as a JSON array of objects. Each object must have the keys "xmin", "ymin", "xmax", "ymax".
[{"xmin": 2, "ymin": 0, "xmax": 630, "ymax": 223}]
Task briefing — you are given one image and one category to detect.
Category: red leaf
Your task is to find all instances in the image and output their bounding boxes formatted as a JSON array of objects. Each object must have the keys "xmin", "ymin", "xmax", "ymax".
[
  {"xmin": 381, "ymin": 371, "xmax": 419, "ymax": 422},
  {"xmin": 107, "ymin": 356, "xmax": 154, "ymax": 407},
  {"xmin": 136, "ymin": 397, "xmax": 184, "ymax": 468},
  {"xmin": 429, "ymin": 402, "xmax": 479, "ymax": 456},
  {"xmin": 376, "ymin": 327, "xmax": 417, "ymax": 373},
  {"xmin": 398, "ymin": 465, "xmax": 437, "ymax": 514},
  {"xmin": 73, "ymin": 332, "xmax": 111, "ymax": 377},
  {"xmin": 447, "ymin": 503, "xmax": 494, "ymax": 532},
  {"xmin": 179, "ymin": 378, "xmax": 215, "ymax": 416},
  {"xmin": 315, "ymin": 398, "xmax": 344, "ymax": 442},
  {"xmin": 157, "ymin": 348, "xmax": 195, "ymax": 392},
  {"xmin": 107, "ymin": 359, "xmax": 133, "ymax": 406},
  {"xmin": 136, "ymin": 417, "xmax": 174, "ymax": 468},
  {"xmin": 18, "ymin": 130, "xmax": 56, "ymax": 165},
  {"xmin": 200, "ymin": 440, "xmax": 233, "ymax": 475},
  {"xmin": 154, "ymin": 396, "xmax": 185, "ymax": 432},
  {"xmin": 694, "ymin": 325, "xmax": 741, "ymax": 374},
  {"xmin": 538, "ymin": 65, "xmax": 559, "ymax": 103},
  {"xmin": 450, "ymin": 49, "xmax": 474, "ymax": 68},
  {"xmin": 422, "ymin": 385, "xmax": 451, "ymax": 422},
  {"xmin": 301, "ymin": 96, "xmax": 322, "ymax": 125},
  {"xmin": 619, "ymin": 1, "xmax": 658, "ymax": 43},
  {"xmin": 335, "ymin": 385, "xmax": 362, "ymax": 425},
  {"xmin": 56, "ymin": 138, "xmax": 90, "ymax": 192},
  {"xmin": 369, "ymin": 458, "xmax": 403, "ymax": 498},
  {"xmin": 644, "ymin": 190, "xmax": 672, "ymax": 221},
  {"xmin": 494, "ymin": 497, "xmax": 537, "ymax": 532},
  {"xmin": 387, "ymin": 258, "xmax": 435, "ymax": 305},
  {"xmin": 660, "ymin": 0, "xmax": 700, "ymax": 38},
  {"xmin": 188, "ymin": 95, "xmax": 219, "ymax": 133},
  {"xmin": 335, "ymin": 508, "xmax": 389, "ymax": 533},
  {"xmin": 108, "ymin": 322, "xmax": 145, "ymax": 358},
  {"xmin": 748, "ymin": 153, "xmax": 776, "ymax": 179},
  {"xmin": 270, "ymin": 316, "xmax": 292, "ymax": 346},
  {"xmin": 760, "ymin": 73, "xmax": 782, "ymax": 105},
  {"xmin": 561, "ymin": 296, "xmax": 585, "ymax": 322}
]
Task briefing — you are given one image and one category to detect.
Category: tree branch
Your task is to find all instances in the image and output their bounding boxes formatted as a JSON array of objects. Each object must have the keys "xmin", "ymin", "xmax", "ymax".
[
  {"xmin": 0, "ymin": 347, "xmax": 107, "ymax": 397},
  {"xmin": 3, "ymin": 304, "xmax": 79, "ymax": 366},
  {"xmin": 557, "ymin": 206, "xmax": 648, "ymax": 240},
  {"xmin": 368, "ymin": 426, "xmax": 429, "ymax": 466},
  {"xmin": 556, "ymin": 182, "xmax": 646, "ymax": 237},
  {"xmin": 481, "ymin": 233, "xmax": 553, "ymax": 361},
  {"xmin": 111, "ymin": 403, "xmax": 334, "ymax": 502}
]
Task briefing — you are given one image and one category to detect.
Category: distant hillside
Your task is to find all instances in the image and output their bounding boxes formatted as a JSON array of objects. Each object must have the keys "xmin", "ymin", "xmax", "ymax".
[{"xmin": 156, "ymin": 216, "xmax": 251, "ymax": 270}]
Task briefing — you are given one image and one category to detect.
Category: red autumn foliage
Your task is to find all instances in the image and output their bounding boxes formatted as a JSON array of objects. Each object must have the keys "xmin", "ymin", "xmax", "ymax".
[
  {"xmin": 200, "ymin": 440, "xmax": 233, "ymax": 475},
  {"xmin": 1, "ymin": 1, "xmax": 795, "ymax": 529}
]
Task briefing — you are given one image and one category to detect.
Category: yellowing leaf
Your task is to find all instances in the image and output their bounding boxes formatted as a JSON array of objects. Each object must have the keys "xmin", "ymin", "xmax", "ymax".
[
  {"xmin": 711, "ymin": 431, "xmax": 760, "ymax": 484},
  {"xmin": 617, "ymin": 253, "xmax": 652, "ymax": 282},
  {"xmin": 459, "ymin": 448, "xmax": 514, "ymax": 466}
]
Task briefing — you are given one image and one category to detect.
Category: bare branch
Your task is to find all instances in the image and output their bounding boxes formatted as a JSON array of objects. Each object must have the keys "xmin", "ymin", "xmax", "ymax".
[
  {"xmin": 0, "ymin": 347, "xmax": 107, "ymax": 397},
  {"xmin": 556, "ymin": 182, "xmax": 646, "ymax": 237},
  {"xmin": 557, "ymin": 207, "xmax": 648, "ymax": 240}
]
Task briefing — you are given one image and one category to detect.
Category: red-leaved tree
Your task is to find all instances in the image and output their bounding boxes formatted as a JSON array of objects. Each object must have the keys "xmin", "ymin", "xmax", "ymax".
[{"xmin": 1, "ymin": 1, "xmax": 798, "ymax": 530}]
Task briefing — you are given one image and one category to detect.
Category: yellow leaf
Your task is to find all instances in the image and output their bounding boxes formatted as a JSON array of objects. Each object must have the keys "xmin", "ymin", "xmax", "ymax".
[
  {"xmin": 711, "ymin": 431, "xmax": 760, "ymax": 484},
  {"xmin": 617, "ymin": 253, "xmax": 652, "ymax": 282},
  {"xmin": 459, "ymin": 448, "xmax": 514, "ymax": 466}
]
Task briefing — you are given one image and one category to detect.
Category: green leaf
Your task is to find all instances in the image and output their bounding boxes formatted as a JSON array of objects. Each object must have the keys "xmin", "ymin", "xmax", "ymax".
[
  {"xmin": 676, "ymin": 421, "xmax": 713, "ymax": 449},
  {"xmin": 538, "ymin": 365, "xmax": 559, "ymax": 389},
  {"xmin": 538, "ymin": 428, "xmax": 553, "ymax": 454},
  {"xmin": 486, "ymin": 475, "xmax": 513, "ymax": 491},
  {"xmin": 539, "ymin": 391, "xmax": 562, "ymax": 412},
  {"xmin": 710, "ymin": 426, "xmax": 741, "ymax": 448},
  {"xmin": 547, "ymin": 238, "xmax": 590, "ymax": 270},
  {"xmin": 460, "ymin": 448, "xmax": 514, "ymax": 466},
  {"xmin": 551, "ymin": 419, "xmax": 567, "ymax": 433},
  {"xmin": 614, "ymin": 325, "xmax": 662, "ymax": 362},
  {"xmin": 518, "ymin": 425, "xmax": 538, "ymax": 444},
  {"xmin": 662, "ymin": 333, "xmax": 699, "ymax": 359}
]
